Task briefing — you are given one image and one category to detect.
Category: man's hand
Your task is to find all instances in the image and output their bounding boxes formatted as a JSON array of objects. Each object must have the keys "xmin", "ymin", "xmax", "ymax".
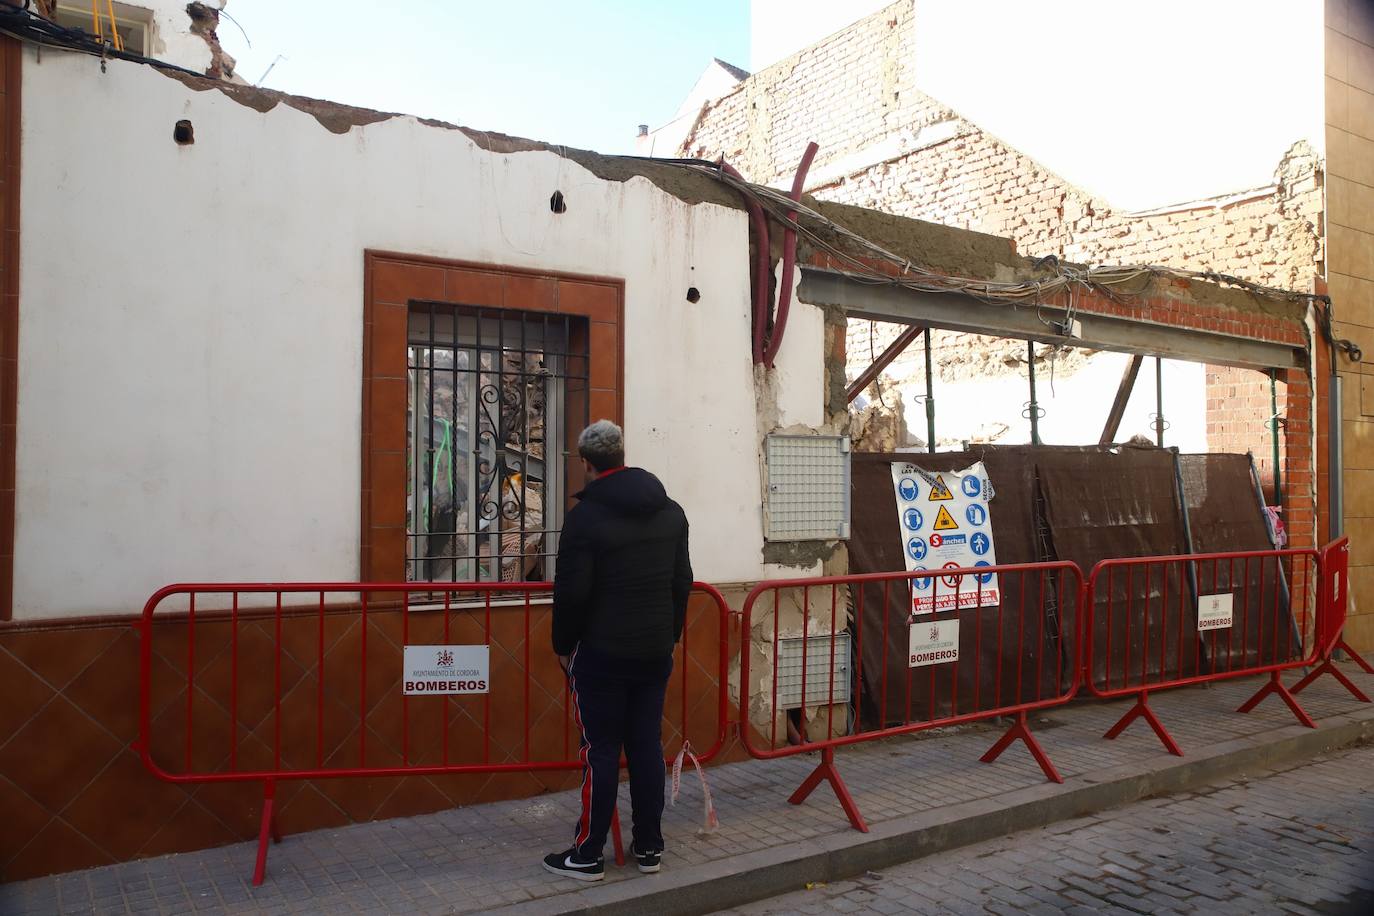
[{"xmin": 558, "ymin": 654, "xmax": 571, "ymax": 674}]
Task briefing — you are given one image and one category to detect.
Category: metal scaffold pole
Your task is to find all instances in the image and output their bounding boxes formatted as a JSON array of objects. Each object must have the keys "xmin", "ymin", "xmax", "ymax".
[
  {"xmin": 1154, "ymin": 357, "xmax": 1165, "ymax": 448},
  {"xmin": 924, "ymin": 328, "xmax": 936, "ymax": 453}
]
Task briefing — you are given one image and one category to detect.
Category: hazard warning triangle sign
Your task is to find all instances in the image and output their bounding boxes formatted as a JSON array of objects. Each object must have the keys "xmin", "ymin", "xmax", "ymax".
[
  {"xmin": 927, "ymin": 475, "xmax": 953, "ymax": 501},
  {"xmin": 933, "ymin": 505, "xmax": 959, "ymax": 531}
]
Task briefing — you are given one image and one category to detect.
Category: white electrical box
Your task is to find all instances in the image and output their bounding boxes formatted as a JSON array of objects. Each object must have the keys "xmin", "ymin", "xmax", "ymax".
[
  {"xmin": 764, "ymin": 435, "xmax": 851, "ymax": 541},
  {"xmin": 776, "ymin": 633, "xmax": 852, "ymax": 709}
]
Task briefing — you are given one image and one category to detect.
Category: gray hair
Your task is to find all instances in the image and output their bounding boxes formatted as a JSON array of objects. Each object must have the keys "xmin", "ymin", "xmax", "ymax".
[{"xmin": 577, "ymin": 420, "xmax": 625, "ymax": 472}]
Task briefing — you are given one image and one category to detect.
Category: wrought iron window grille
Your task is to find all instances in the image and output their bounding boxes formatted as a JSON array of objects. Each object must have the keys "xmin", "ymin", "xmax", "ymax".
[{"xmin": 406, "ymin": 302, "xmax": 589, "ymax": 586}]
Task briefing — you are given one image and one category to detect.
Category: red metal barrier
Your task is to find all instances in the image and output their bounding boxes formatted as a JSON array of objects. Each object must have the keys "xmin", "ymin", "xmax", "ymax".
[
  {"xmin": 738, "ymin": 561, "xmax": 1083, "ymax": 832},
  {"xmin": 1292, "ymin": 537, "xmax": 1372, "ymax": 702},
  {"xmin": 1084, "ymin": 548, "xmax": 1322, "ymax": 756},
  {"xmin": 136, "ymin": 581, "xmax": 731, "ymax": 885}
]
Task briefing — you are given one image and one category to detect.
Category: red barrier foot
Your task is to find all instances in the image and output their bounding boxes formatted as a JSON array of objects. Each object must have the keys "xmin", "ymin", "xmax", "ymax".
[
  {"xmin": 1102, "ymin": 691, "xmax": 1183, "ymax": 757},
  {"xmin": 610, "ymin": 808, "xmax": 625, "ymax": 867},
  {"xmin": 1237, "ymin": 671, "xmax": 1317, "ymax": 728},
  {"xmin": 981, "ymin": 710, "xmax": 1065, "ymax": 782},
  {"xmin": 1291, "ymin": 659, "xmax": 1371, "ymax": 703},
  {"xmin": 252, "ymin": 779, "xmax": 279, "ymax": 887},
  {"xmin": 1338, "ymin": 637, "xmax": 1374, "ymax": 674},
  {"xmin": 788, "ymin": 746, "xmax": 868, "ymax": 832}
]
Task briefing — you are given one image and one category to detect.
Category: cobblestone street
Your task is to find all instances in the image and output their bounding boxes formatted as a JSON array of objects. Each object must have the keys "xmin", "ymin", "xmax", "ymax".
[{"xmin": 719, "ymin": 742, "xmax": 1374, "ymax": 916}]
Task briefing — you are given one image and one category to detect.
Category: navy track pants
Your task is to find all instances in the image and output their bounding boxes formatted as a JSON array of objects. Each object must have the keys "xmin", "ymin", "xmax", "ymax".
[{"xmin": 566, "ymin": 644, "xmax": 673, "ymax": 858}]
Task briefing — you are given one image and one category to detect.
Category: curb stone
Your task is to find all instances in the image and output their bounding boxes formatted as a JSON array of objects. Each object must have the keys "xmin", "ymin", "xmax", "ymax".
[{"xmin": 489, "ymin": 709, "xmax": 1374, "ymax": 915}]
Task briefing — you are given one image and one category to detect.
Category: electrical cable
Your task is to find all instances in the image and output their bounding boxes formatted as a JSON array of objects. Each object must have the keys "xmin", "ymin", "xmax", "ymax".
[
  {"xmin": 646, "ymin": 157, "xmax": 1339, "ymax": 319},
  {"xmin": 6, "ymin": 0, "xmax": 1356, "ymax": 363},
  {"xmin": 215, "ymin": 6, "xmax": 251, "ymax": 49},
  {"xmin": 0, "ymin": 3, "xmax": 210, "ymax": 80},
  {"xmin": 1315, "ymin": 296, "xmax": 1362, "ymax": 363}
]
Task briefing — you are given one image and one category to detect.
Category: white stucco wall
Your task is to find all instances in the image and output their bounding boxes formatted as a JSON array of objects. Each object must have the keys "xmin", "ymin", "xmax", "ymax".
[
  {"xmin": 142, "ymin": 0, "xmax": 220, "ymax": 72},
  {"xmin": 771, "ymin": 293, "xmax": 827, "ymax": 429},
  {"xmin": 15, "ymin": 48, "xmax": 804, "ymax": 619},
  {"xmin": 57, "ymin": 0, "xmax": 220, "ymax": 72}
]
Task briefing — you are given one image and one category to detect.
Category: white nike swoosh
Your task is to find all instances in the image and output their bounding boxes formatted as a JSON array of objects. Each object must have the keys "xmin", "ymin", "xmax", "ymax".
[{"xmin": 564, "ymin": 856, "xmax": 591, "ymax": 868}]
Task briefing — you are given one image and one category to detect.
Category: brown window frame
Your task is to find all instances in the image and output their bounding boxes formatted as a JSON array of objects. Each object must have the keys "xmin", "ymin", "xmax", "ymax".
[{"xmin": 361, "ymin": 251, "xmax": 624, "ymax": 582}]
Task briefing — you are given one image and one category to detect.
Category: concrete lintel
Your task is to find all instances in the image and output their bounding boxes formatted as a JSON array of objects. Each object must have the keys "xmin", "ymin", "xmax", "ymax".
[{"xmin": 801, "ymin": 268, "xmax": 1305, "ymax": 371}]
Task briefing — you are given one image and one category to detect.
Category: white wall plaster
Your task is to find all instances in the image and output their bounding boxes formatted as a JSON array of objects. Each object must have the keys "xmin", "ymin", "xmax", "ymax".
[
  {"xmin": 146, "ymin": 0, "xmax": 220, "ymax": 73},
  {"xmin": 14, "ymin": 50, "xmax": 812, "ymax": 619},
  {"xmin": 770, "ymin": 295, "xmax": 826, "ymax": 429},
  {"xmin": 58, "ymin": 0, "xmax": 223, "ymax": 73}
]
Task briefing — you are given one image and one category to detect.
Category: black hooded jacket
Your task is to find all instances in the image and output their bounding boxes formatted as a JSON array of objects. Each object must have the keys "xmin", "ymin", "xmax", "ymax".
[{"xmin": 551, "ymin": 467, "xmax": 692, "ymax": 659}]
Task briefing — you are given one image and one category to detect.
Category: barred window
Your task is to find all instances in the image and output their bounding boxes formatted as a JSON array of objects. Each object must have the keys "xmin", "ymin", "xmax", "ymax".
[{"xmin": 407, "ymin": 303, "xmax": 588, "ymax": 583}]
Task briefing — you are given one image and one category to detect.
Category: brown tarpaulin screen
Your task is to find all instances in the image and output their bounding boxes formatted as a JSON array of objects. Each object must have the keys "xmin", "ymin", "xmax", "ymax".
[
  {"xmin": 1178, "ymin": 453, "xmax": 1301, "ymax": 672},
  {"xmin": 1036, "ymin": 447, "xmax": 1193, "ymax": 690},
  {"xmin": 849, "ymin": 449, "xmax": 1073, "ymax": 728},
  {"xmin": 848, "ymin": 446, "xmax": 1295, "ymax": 728}
]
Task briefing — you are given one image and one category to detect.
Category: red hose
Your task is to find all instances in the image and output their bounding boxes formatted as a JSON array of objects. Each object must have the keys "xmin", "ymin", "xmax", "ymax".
[
  {"xmin": 719, "ymin": 159, "xmax": 772, "ymax": 365},
  {"xmin": 763, "ymin": 141, "xmax": 819, "ymax": 369}
]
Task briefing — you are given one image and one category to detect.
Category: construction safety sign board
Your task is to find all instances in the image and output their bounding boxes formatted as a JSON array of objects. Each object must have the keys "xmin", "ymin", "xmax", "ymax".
[
  {"xmin": 1197, "ymin": 594, "xmax": 1233, "ymax": 631},
  {"xmin": 891, "ymin": 461, "xmax": 1000, "ymax": 616},
  {"xmin": 909, "ymin": 618, "xmax": 960, "ymax": 667},
  {"xmin": 403, "ymin": 645, "xmax": 490, "ymax": 695}
]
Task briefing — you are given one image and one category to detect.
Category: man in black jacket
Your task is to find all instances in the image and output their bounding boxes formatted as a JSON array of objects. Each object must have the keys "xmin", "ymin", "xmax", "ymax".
[{"xmin": 542, "ymin": 420, "xmax": 692, "ymax": 882}]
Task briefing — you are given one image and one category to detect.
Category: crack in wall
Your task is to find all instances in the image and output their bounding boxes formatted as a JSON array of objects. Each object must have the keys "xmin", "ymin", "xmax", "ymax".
[{"xmin": 185, "ymin": 2, "xmax": 236, "ymax": 80}]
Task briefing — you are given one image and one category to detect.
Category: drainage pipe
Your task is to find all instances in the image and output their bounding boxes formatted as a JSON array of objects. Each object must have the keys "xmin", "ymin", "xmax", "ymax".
[
  {"xmin": 718, "ymin": 159, "xmax": 771, "ymax": 365},
  {"xmin": 762, "ymin": 141, "xmax": 819, "ymax": 369},
  {"xmin": 1331, "ymin": 373, "xmax": 1344, "ymax": 537}
]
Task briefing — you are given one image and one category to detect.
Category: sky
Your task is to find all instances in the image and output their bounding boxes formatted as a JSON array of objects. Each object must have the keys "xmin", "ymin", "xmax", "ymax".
[{"xmin": 215, "ymin": 0, "xmax": 750, "ymax": 157}]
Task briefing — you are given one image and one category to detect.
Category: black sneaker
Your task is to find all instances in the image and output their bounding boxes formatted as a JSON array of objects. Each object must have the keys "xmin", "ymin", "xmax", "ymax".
[
  {"xmin": 631, "ymin": 843, "xmax": 662, "ymax": 874},
  {"xmin": 542, "ymin": 847, "xmax": 604, "ymax": 882}
]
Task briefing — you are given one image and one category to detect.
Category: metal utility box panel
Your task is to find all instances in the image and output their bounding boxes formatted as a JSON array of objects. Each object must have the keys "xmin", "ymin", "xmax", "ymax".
[
  {"xmin": 776, "ymin": 633, "xmax": 852, "ymax": 709},
  {"xmin": 765, "ymin": 435, "xmax": 851, "ymax": 541}
]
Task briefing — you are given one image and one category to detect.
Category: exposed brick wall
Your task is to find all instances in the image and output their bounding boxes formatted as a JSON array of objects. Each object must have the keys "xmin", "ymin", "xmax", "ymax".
[
  {"xmin": 1282, "ymin": 366, "xmax": 1316, "ymax": 552},
  {"xmin": 682, "ymin": 1, "xmax": 920, "ymax": 192},
  {"xmin": 1207, "ymin": 365, "xmax": 1287, "ymax": 501},
  {"xmin": 683, "ymin": 0, "xmax": 1322, "ymax": 548},
  {"xmin": 683, "ymin": 1, "xmax": 1322, "ymax": 293}
]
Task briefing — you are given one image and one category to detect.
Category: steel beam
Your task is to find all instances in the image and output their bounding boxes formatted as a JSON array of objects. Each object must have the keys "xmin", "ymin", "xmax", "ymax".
[
  {"xmin": 801, "ymin": 268, "xmax": 1304, "ymax": 371},
  {"xmin": 846, "ymin": 323, "xmax": 926, "ymax": 403},
  {"xmin": 1099, "ymin": 355, "xmax": 1143, "ymax": 444}
]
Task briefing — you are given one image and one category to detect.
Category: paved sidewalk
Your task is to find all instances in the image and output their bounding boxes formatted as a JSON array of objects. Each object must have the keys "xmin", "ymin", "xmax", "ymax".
[
  {"xmin": 720, "ymin": 741, "xmax": 1374, "ymax": 915},
  {"xmin": 1, "ymin": 665, "xmax": 1371, "ymax": 916}
]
